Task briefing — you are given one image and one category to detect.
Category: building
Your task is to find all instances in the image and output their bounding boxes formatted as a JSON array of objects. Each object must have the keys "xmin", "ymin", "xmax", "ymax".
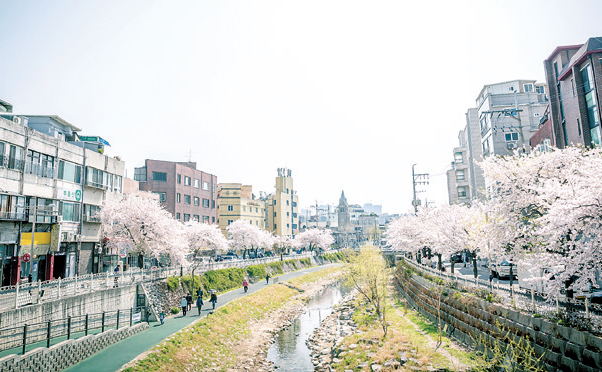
[
  {"xmin": 477, "ymin": 80, "xmax": 548, "ymax": 157},
  {"xmin": 262, "ymin": 168, "xmax": 299, "ymax": 237},
  {"xmin": 217, "ymin": 183, "xmax": 265, "ymax": 236},
  {"xmin": 0, "ymin": 105, "xmax": 124, "ymax": 283},
  {"xmin": 134, "ymin": 160, "xmax": 218, "ymax": 224},
  {"xmin": 538, "ymin": 37, "xmax": 602, "ymax": 149},
  {"xmin": 446, "ymin": 132, "xmax": 470, "ymax": 204}
]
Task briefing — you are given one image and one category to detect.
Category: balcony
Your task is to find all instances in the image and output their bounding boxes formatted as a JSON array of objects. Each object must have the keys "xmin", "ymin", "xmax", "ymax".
[
  {"xmin": 24, "ymin": 162, "xmax": 55, "ymax": 178},
  {"xmin": 0, "ymin": 211, "xmax": 27, "ymax": 221},
  {"xmin": 83, "ymin": 214, "xmax": 102, "ymax": 223},
  {"xmin": 85, "ymin": 180, "xmax": 108, "ymax": 190}
]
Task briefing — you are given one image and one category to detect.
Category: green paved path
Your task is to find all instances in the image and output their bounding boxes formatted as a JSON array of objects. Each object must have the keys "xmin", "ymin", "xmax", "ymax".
[{"xmin": 64, "ymin": 263, "xmax": 337, "ymax": 372}]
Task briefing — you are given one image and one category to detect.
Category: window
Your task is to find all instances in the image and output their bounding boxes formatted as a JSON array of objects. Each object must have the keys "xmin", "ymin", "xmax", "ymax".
[
  {"xmin": 287, "ymin": 212, "xmax": 289, "ymax": 217},
  {"xmin": 456, "ymin": 169, "xmax": 465, "ymax": 181},
  {"xmin": 286, "ymin": 200, "xmax": 289, "ymax": 206},
  {"xmin": 26, "ymin": 150, "xmax": 55, "ymax": 178},
  {"xmin": 193, "ymin": 215, "xmax": 200, "ymax": 222},
  {"xmin": 578, "ymin": 118, "xmax": 582, "ymax": 136},
  {"xmin": 176, "ymin": 213, "xmax": 181, "ymax": 220},
  {"xmin": 60, "ymin": 201, "xmax": 80, "ymax": 222},
  {"xmin": 194, "ymin": 197, "xmax": 200, "ymax": 206},
  {"xmin": 0, "ymin": 194, "xmax": 25, "ymax": 220},
  {"xmin": 256, "ymin": 220, "xmax": 258, "ymax": 225},
  {"xmin": 274, "ymin": 200, "xmax": 276, "ymax": 205},
  {"xmin": 212, "ymin": 216, "xmax": 215, "ymax": 223},
  {"xmin": 184, "ymin": 214, "xmax": 190, "ymax": 222},
  {"xmin": 286, "ymin": 188, "xmax": 289, "ymax": 194},
  {"xmin": 457, "ymin": 186, "xmax": 467, "ymax": 198},
  {"xmin": 243, "ymin": 206, "xmax": 246, "ymax": 212},
  {"xmin": 454, "ymin": 152, "xmax": 463, "ymax": 164},
  {"xmin": 155, "ymin": 192, "xmax": 166, "ymax": 202},
  {"xmin": 202, "ymin": 181, "xmax": 209, "ymax": 190},
  {"xmin": 212, "ymin": 200, "xmax": 215, "ymax": 208},
  {"xmin": 177, "ymin": 174, "xmax": 181, "ymax": 184},
  {"xmin": 177, "ymin": 193, "xmax": 181, "ymax": 203},
  {"xmin": 287, "ymin": 223, "xmax": 290, "ymax": 228},
  {"xmin": 114, "ymin": 175, "xmax": 122, "ymax": 193},
  {"xmin": 227, "ymin": 219, "xmax": 233, "ymax": 225},
  {"xmin": 58, "ymin": 161, "xmax": 82, "ymax": 184},
  {"xmin": 255, "ymin": 207, "xmax": 258, "ymax": 213},
  {"xmin": 249, "ymin": 220, "xmax": 252, "ymax": 225},
  {"xmin": 8, "ymin": 145, "xmax": 24, "ymax": 170},
  {"xmin": 212, "ymin": 184, "xmax": 215, "ymax": 192},
  {"xmin": 184, "ymin": 176, "xmax": 191, "ymax": 186},
  {"xmin": 134, "ymin": 167, "xmax": 146, "ymax": 182},
  {"xmin": 582, "ymin": 64, "xmax": 601, "ymax": 146},
  {"xmin": 84, "ymin": 204, "xmax": 101, "ymax": 222},
  {"xmin": 152, "ymin": 172, "xmax": 167, "ymax": 181},
  {"xmin": 571, "ymin": 79, "xmax": 576, "ymax": 96},
  {"xmin": 523, "ymin": 83, "xmax": 534, "ymax": 92},
  {"xmin": 274, "ymin": 224, "xmax": 277, "ymax": 229},
  {"xmin": 505, "ymin": 133, "xmax": 519, "ymax": 141},
  {"xmin": 227, "ymin": 205, "xmax": 233, "ymax": 211},
  {"xmin": 194, "ymin": 179, "xmax": 200, "ymax": 188},
  {"xmin": 184, "ymin": 195, "xmax": 191, "ymax": 204},
  {"xmin": 536, "ymin": 86, "xmax": 545, "ymax": 94},
  {"xmin": 86, "ymin": 167, "xmax": 107, "ymax": 189},
  {"xmin": 203, "ymin": 216, "xmax": 209, "ymax": 223},
  {"xmin": 274, "ymin": 212, "xmax": 277, "ymax": 217}
]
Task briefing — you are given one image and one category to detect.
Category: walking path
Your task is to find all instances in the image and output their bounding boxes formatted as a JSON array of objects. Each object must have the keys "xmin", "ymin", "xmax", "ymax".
[{"xmin": 64, "ymin": 264, "xmax": 337, "ymax": 372}]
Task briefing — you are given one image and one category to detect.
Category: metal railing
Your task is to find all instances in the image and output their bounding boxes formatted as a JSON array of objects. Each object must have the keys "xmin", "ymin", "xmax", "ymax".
[
  {"xmin": 402, "ymin": 258, "xmax": 602, "ymax": 330},
  {"xmin": 0, "ymin": 252, "xmax": 316, "ymax": 312},
  {"xmin": 0, "ymin": 306, "xmax": 146, "ymax": 354}
]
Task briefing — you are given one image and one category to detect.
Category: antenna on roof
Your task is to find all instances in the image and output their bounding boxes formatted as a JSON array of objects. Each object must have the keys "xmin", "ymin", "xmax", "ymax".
[{"xmin": 186, "ymin": 150, "xmax": 193, "ymax": 162}]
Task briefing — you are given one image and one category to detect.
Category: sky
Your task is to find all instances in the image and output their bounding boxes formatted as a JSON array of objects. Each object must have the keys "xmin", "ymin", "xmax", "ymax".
[{"xmin": 1, "ymin": 0, "xmax": 601, "ymax": 213}]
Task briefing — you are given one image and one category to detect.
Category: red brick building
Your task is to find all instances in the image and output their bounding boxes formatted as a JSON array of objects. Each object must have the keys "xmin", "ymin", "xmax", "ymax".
[
  {"xmin": 543, "ymin": 37, "xmax": 602, "ymax": 149},
  {"xmin": 134, "ymin": 160, "xmax": 218, "ymax": 223}
]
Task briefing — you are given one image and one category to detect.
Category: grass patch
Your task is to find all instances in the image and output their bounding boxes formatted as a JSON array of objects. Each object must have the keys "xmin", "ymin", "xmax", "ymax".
[{"xmin": 124, "ymin": 267, "xmax": 343, "ymax": 372}]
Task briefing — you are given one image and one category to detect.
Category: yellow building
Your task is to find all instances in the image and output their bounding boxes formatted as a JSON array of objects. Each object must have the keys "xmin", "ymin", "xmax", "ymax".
[
  {"xmin": 264, "ymin": 168, "xmax": 299, "ymax": 237},
  {"xmin": 217, "ymin": 183, "xmax": 265, "ymax": 237}
]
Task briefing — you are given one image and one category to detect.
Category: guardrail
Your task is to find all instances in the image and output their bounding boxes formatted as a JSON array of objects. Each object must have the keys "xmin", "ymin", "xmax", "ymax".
[
  {"xmin": 0, "ymin": 306, "xmax": 146, "ymax": 354},
  {"xmin": 0, "ymin": 252, "xmax": 316, "ymax": 312},
  {"xmin": 402, "ymin": 258, "xmax": 602, "ymax": 329}
]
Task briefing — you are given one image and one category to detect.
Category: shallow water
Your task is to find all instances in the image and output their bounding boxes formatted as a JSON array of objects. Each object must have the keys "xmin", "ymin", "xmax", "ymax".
[{"xmin": 266, "ymin": 284, "xmax": 351, "ymax": 371}]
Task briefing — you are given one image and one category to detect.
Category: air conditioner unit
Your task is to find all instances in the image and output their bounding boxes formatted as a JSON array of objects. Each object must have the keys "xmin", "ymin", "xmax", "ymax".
[
  {"xmin": 66, "ymin": 232, "xmax": 75, "ymax": 241},
  {"xmin": 507, "ymin": 142, "xmax": 517, "ymax": 150},
  {"xmin": 13, "ymin": 117, "xmax": 22, "ymax": 125},
  {"xmin": 56, "ymin": 216, "xmax": 63, "ymax": 223}
]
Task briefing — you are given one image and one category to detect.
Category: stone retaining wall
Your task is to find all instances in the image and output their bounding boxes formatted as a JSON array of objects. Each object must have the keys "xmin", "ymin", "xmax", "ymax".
[
  {"xmin": 0, "ymin": 322, "xmax": 148, "ymax": 372},
  {"xmin": 396, "ymin": 271, "xmax": 602, "ymax": 372}
]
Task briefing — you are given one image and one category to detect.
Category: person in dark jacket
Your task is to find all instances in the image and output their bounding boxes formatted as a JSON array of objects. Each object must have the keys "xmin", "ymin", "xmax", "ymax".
[
  {"xmin": 186, "ymin": 293, "xmax": 193, "ymax": 311},
  {"xmin": 196, "ymin": 296, "xmax": 203, "ymax": 315},
  {"xmin": 210, "ymin": 292, "xmax": 217, "ymax": 309},
  {"xmin": 266, "ymin": 273, "xmax": 271, "ymax": 284}
]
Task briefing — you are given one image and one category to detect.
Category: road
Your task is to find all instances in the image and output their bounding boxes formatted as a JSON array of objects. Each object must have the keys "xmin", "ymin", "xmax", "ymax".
[{"xmin": 63, "ymin": 263, "xmax": 338, "ymax": 372}]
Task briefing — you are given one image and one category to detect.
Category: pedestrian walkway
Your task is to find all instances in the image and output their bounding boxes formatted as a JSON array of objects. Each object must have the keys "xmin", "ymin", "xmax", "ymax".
[{"xmin": 64, "ymin": 264, "xmax": 337, "ymax": 372}]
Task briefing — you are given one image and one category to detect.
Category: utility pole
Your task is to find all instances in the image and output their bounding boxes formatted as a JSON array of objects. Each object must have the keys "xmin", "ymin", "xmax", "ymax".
[{"xmin": 412, "ymin": 164, "xmax": 429, "ymax": 214}]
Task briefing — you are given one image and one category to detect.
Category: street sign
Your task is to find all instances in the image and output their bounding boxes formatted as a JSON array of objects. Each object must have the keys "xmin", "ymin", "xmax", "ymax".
[
  {"xmin": 120, "ymin": 253, "xmax": 127, "ymax": 258},
  {"xmin": 23, "ymin": 253, "xmax": 31, "ymax": 262}
]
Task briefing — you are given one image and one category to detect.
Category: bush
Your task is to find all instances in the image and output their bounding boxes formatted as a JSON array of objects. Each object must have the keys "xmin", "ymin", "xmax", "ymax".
[
  {"xmin": 180, "ymin": 274, "xmax": 202, "ymax": 293},
  {"xmin": 267, "ymin": 261, "xmax": 284, "ymax": 274},
  {"xmin": 246, "ymin": 264, "xmax": 266, "ymax": 278},
  {"xmin": 167, "ymin": 276, "xmax": 180, "ymax": 291},
  {"xmin": 171, "ymin": 307, "xmax": 180, "ymax": 314}
]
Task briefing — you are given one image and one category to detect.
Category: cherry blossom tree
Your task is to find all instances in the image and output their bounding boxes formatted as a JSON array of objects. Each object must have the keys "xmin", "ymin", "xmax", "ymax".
[
  {"xmin": 294, "ymin": 228, "xmax": 334, "ymax": 252},
  {"xmin": 185, "ymin": 221, "xmax": 229, "ymax": 261},
  {"xmin": 226, "ymin": 219, "xmax": 264, "ymax": 258},
  {"xmin": 100, "ymin": 193, "xmax": 189, "ymax": 266}
]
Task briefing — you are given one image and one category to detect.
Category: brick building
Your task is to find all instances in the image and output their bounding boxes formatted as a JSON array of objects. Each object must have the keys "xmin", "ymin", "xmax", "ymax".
[
  {"xmin": 134, "ymin": 160, "xmax": 217, "ymax": 224},
  {"xmin": 541, "ymin": 37, "xmax": 602, "ymax": 149}
]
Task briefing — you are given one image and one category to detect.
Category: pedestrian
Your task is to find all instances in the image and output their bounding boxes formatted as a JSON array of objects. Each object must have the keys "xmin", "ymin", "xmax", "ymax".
[
  {"xmin": 181, "ymin": 296, "xmax": 187, "ymax": 316},
  {"xmin": 186, "ymin": 293, "xmax": 193, "ymax": 311},
  {"xmin": 159, "ymin": 312, "xmax": 165, "ymax": 325},
  {"xmin": 196, "ymin": 296, "xmax": 203, "ymax": 315},
  {"xmin": 210, "ymin": 291, "xmax": 217, "ymax": 310},
  {"xmin": 243, "ymin": 279, "xmax": 249, "ymax": 293},
  {"xmin": 197, "ymin": 288, "xmax": 204, "ymax": 300},
  {"xmin": 113, "ymin": 264, "xmax": 120, "ymax": 288},
  {"xmin": 265, "ymin": 273, "xmax": 270, "ymax": 284}
]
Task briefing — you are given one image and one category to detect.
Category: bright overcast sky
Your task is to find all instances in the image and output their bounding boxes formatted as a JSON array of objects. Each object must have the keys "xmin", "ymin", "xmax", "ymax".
[{"xmin": 1, "ymin": 0, "xmax": 601, "ymax": 213}]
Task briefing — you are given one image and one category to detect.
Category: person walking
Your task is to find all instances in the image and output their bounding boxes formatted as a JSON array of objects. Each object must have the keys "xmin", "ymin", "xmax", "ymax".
[
  {"xmin": 197, "ymin": 288, "xmax": 204, "ymax": 300},
  {"xmin": 210, "ymin": 291, "xmax": 217, "ymax": 310},
  {"xmin": 181, "ymin": 296, "xmax": 188, "ymax": 316},
  {"xmin": 186, "ymin": 293, "xmax": 193, "ymax": 311},
  {"xmin": 243, "ymin": 279, "xmax": 249, "ymax": 293},
  {"xmin": 196, "ymin": 295, "xmax": 203, "ymax": 315},
  {"xmin": 265, "ymin": 273, "xmax": 270, "ymax": 284}
]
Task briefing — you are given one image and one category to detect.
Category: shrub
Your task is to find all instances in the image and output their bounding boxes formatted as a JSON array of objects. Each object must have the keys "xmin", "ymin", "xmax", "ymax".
[
  {"xmin": 167, "ymin": 276, "xmax": 180, "ymax": 291},
  {"xmin": 267, "ymin": 261, "xmax": 284, "ymax": 274},
  {"xmin": 246, "ymin": 264, "xmax": 266, "ymax": 278},
  {"xmin": 180, "ymin": 274, "xmax": 202, "ymax": 293},
  {"xmin": 170, "ymin": 307, "xmax": 180, "ymax": 314}
]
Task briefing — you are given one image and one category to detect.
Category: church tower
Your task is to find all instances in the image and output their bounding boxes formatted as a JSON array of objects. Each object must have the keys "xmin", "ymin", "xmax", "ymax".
[{"xmin": 337, "ymin": 190, "xmax": 350, "ymax": 232}]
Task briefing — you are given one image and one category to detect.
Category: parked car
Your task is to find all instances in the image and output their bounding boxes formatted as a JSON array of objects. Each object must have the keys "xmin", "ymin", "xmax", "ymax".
[
  {"xmin": 225, "ymin": 252, "xmax": 239, "ymax": 259},
  {"xmin": 214, "ymin": 255, "xmax": 224, "ymax": 262},
  {"xmin": 492, "ymin": 259, "xmax": 517, "ymax": 279}
]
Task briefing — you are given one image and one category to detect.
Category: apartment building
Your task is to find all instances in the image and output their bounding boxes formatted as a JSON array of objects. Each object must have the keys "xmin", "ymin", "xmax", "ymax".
[
  {"xmin": 134, "ymin": 160, "xmax": 218, "ymax": 224},
  {"xmin": 217, "ymin": 183, "xmax": 266, "ymax": 236},
  {"xmin": 263, "ymin": 168, "xmax": 299, "ymax": 237},
  {"xmin": 0, "ymin": 104, "xmax": 124, "ymax": 284},
  {"xmin": 539, "ymin": 37, "xmax": 602, "ymax": 149}
]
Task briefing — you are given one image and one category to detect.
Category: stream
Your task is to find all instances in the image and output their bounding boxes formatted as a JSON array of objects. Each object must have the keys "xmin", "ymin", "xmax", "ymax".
[{"xmin": 266, "ymin": 283, "xmax": 351, "ymax": 371}]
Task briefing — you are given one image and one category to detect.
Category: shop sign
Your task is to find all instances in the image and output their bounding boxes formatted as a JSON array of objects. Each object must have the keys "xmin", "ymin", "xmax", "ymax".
[
  {"xmin": 50, "ymin": 224, "xmax": 61, "ymax": 251},
  {"xmin": 58, "ymin": 183, "xmax": 82, "ymax": 202}
]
